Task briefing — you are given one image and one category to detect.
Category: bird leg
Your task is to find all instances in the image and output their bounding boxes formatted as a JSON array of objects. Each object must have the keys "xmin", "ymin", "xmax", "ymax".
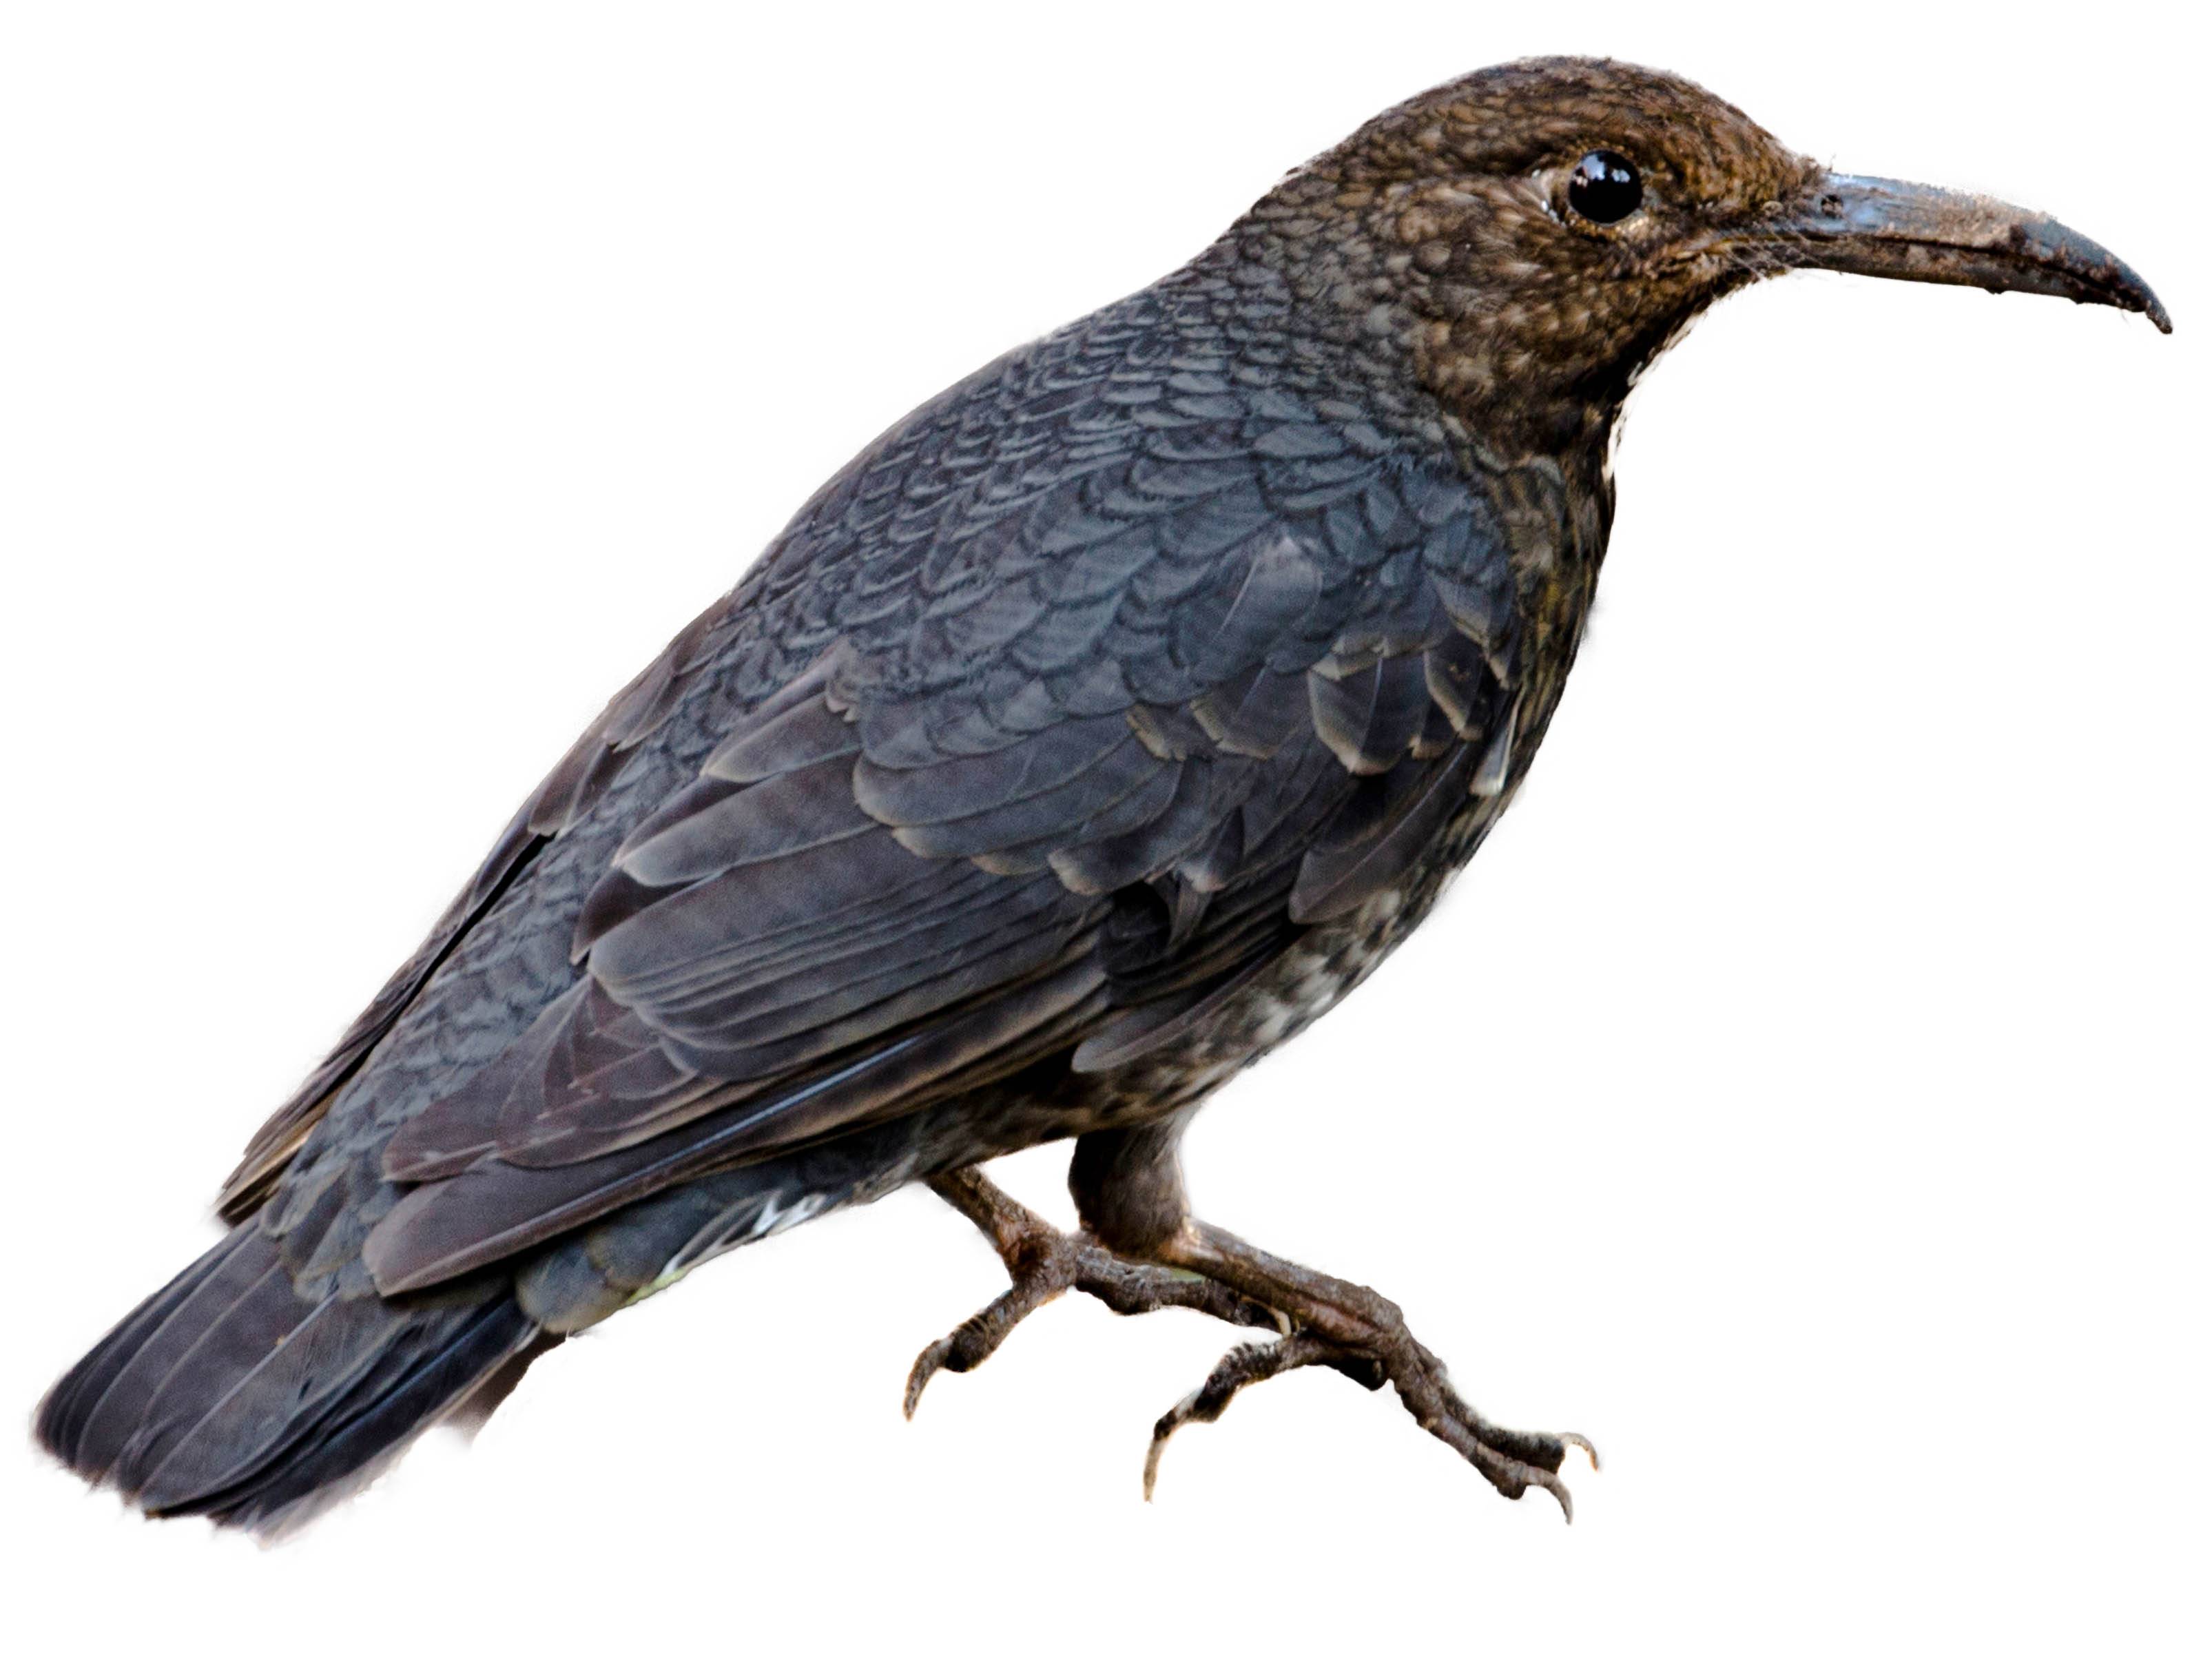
[
  {"xmin": 910, "ymin": 1122, "xmax": 1594, "ymax": 1518},
  {"xmin": 902, "ymin": 1166, "xmax": 1285, "ymax": 1419}
]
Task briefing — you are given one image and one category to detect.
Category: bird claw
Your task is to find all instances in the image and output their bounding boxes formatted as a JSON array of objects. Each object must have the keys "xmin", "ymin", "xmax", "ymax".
[
  {"xmin": 1142, "ymin": 1330, "xmax": 1361, "ymax": 1498},
  {"xmin": 902, "ymin": 1269, "xmax": 1062, "ymax": 1418}
]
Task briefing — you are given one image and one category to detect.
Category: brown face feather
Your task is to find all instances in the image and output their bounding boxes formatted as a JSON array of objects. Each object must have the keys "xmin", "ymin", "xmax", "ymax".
[{"xmin": 1239, "ymin": 59, "xmax": 1826, "ymax": 451}]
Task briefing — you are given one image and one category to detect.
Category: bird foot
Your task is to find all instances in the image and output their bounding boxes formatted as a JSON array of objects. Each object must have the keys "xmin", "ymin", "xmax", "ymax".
[
  {"xmin": 1141, "ymin": 1291, "xmax": 1598, "ymax": 1518},
  {"xmin": 1150, "ymin": 1218, "xmax": 1595, "ymax": 1518},
  {"xmin": 912, "ymin": 1168, "xmax": 1593, "ymax": 1519},
  {"xmin": 903, "ymin": 1168, "xmax": 1285, "ymax": 1419}
]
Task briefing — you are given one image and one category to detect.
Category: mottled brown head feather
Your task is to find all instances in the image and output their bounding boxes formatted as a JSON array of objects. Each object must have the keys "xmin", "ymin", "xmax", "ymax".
[{"xmin": 1239, "ymin": 58, "xmax": 1823, "ymax": 451}]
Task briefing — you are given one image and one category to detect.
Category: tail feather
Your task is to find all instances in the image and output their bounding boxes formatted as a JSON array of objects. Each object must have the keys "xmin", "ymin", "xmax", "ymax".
[
  {"xmin": 125, "ymin": 1290, "xmax": 395, "ymax": 1506},
  {"xmin": 39, "ymin": 1126, "xmax": 921, "ymax": 1529},
  {"xmin": 37, "ymin": 1223, "xmax": 543, "ymax": 1533},
  {"xmin": 47, "ymin": 1226, "xmax": 271, "ymax": 1478},
  {"xmin": 163, "ymin": 1297, "xmax": 537, "ymax": 1527},
  {"xmin": 35, "ymin": 1233, "xmax": 222, "ymax": 1467}
]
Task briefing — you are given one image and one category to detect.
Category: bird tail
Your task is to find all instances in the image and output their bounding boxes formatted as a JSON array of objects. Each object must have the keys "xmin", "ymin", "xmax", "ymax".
[{"xmin": 35, "ymin": 1222, "xmax": 544, "ymax": 1534}]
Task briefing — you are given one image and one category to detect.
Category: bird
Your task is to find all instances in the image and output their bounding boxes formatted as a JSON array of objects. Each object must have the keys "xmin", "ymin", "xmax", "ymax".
[{"xmin": 36, "ymin": 56, "xmax": 2168, "ymax": 1534}]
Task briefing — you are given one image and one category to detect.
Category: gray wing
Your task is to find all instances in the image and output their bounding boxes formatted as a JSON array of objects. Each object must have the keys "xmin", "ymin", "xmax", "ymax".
[
  {"xmin": 218, "ymin": 603, "xmax": 734, "ymax": 1220},
  {"xmin": 236, "ymin": 282, "xmax": 1547, "ymax": 1297}
]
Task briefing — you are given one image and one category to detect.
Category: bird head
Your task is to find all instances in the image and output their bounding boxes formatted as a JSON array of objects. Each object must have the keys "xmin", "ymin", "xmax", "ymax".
[{"xmin": 1250, "ymin": 58, "xmax": 2169, "ymax": 453}]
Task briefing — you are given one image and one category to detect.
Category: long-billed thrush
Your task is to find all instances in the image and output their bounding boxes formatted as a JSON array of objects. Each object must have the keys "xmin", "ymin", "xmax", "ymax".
[{"xmin": 37, "ymin": 56, "xmax": 2167, "ymax": 1530}]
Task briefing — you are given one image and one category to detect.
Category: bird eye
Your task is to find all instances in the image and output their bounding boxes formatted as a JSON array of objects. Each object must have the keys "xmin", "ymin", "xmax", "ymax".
[{"xmin": 1567, "ymin": 151, "xmax": 1643, "ymax": 225}]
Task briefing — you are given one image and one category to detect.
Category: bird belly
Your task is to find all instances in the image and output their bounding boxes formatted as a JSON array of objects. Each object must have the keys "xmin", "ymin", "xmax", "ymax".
[{"xmin": 1053, "ymin": 794, "xmax": 1508, "ymax": 1137}]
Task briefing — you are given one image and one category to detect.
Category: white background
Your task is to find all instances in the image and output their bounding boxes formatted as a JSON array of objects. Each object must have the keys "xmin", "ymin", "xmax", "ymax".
[{"xmin": 3, "ymin": 3, "xmax": 2202, "ymax": 1654}]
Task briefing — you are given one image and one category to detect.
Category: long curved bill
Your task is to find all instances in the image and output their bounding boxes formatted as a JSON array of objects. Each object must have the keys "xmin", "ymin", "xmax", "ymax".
[{"xmin": 1773, "ymin": 172, "xmax": 2170, "ymax": 333}]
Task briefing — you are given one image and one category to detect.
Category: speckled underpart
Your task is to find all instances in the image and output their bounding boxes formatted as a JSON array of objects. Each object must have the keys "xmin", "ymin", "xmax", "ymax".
[{"xmin": 42, "ymin": 53, "xmax": 2163, "ymax": 1530}]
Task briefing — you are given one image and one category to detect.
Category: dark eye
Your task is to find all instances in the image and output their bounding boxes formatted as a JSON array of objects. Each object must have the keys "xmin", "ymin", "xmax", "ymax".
[{"xmin": 1567, "ymin": 150, "xmax": 1643, "ymax": 225}]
